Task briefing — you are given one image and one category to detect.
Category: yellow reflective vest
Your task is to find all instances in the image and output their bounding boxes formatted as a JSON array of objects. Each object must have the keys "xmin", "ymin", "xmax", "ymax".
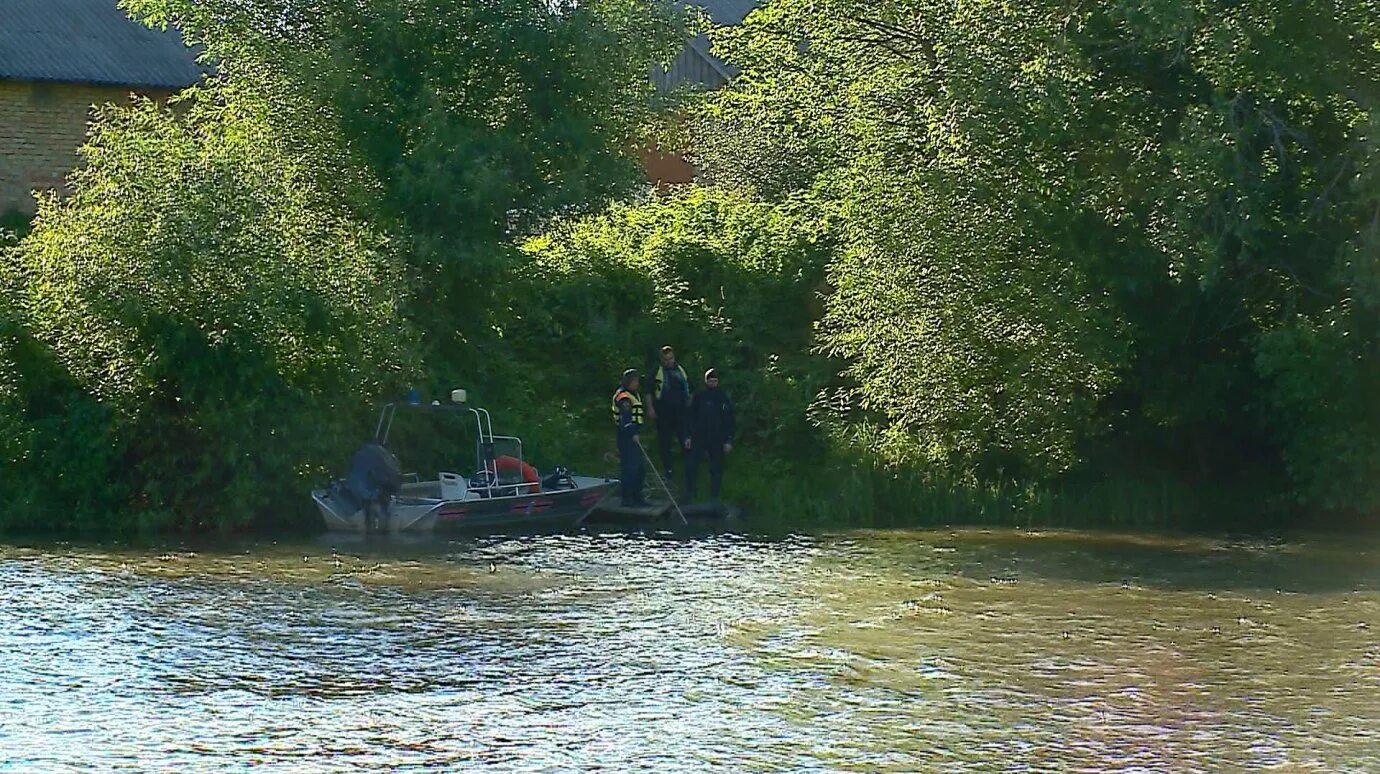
[
  {"xmin": 654, "ymin": 364, "xmax": 690, "ymax": 405},
  {"xmin": 611, "ymin": 388, "xmax": 645, "ymax": 427}
]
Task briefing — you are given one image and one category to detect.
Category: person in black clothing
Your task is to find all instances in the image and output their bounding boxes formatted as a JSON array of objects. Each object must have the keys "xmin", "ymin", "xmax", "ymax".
[
  {"xmin": 345, "ymin": 441, "xmax": 403, "ymax": 531},
  {"xmin": 612, "ymin": 368, "xmax": 649, "ymax": 507},
  {"xmin": 683, "ymin": 368, "xmax": 735, "ymax": 502},
  {"xmin": 648, "ymin": 345, "xmax": 691, "ymax": 479}
]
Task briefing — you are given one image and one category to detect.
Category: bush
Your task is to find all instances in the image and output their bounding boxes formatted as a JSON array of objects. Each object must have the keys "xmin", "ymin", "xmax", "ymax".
[
  {"xmin": 5, "ymin": 86, "xmax": 414, "ymax": 534},
  {"xmin": 1257, "ymin": 315, "xmax": 1380, "ymax": 515},
  {"xmin": 507, "ymin": 187, "xmax": 835, "ymax": 470}
]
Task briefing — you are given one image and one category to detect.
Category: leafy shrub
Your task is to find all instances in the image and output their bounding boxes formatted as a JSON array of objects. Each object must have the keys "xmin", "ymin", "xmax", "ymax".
[
  {"xmin": 6, "ymin": 87, "xmax": 413, "ymax": 533},
  {"xmin": 510, "ymin": 187, "xmax": 835, "ymax": 467}
]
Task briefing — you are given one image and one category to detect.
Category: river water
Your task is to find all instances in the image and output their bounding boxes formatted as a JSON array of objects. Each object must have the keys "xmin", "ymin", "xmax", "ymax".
[{"xmin": 1, "ymin": 528, "xmax": 1377, "ymax": 771}]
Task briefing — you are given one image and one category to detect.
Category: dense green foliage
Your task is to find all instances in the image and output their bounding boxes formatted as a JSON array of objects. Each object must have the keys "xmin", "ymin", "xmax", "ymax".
[
  {"xmin": 4, "ymin": 88, "xmax": 410, "ymax": 533},
  {"xmin": 510, "ymin": 187, "xmax": 833, "ymax": 466},
  {"xmin": 0, "ymin": 0, "xmax": 683, "ymax": 534},
  {"xmin": 688, "ymin": 0, "xmax": 1380, "ymax": 516},
  {"xmin": 128, "ymin": 0, "xmax": 677, "ymax": 258},
  {"xmin": 1, "ymin": 0, "xmax": 1377, "ymax": 534}
]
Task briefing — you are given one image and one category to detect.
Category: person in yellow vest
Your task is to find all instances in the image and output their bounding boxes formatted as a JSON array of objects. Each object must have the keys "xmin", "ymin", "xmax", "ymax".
[
  {"xmin": 646, "ymin": 345, "xmax": 691, "ymax": 480},
  {"xmin": 611, "ymin": 368, "xmax": 649, "ymax": 507}
]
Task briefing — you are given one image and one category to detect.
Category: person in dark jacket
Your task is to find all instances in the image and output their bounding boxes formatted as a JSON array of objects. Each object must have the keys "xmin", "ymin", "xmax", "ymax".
[
  {"xmin": 683, "ymin": 368, "xmax": 735, "ymax": 501},
  {"xmin": 648, "ymin": 345, "xmax": 691, "ymax": 480},
  {"xmin": 612, "ymin": 368, "xmax": 649, "ymax": 507},
  {"xmin": 345, "ymin": 441, "xmax": 403, "ymax": 531}
]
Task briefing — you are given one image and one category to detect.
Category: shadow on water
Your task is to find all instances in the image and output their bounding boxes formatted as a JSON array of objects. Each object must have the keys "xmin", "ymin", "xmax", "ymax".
[
  {"xmin": 846, "ymin": 526, "xmax": 1380, "ymax": 595},
  {"xmin": 9, "ymin": 516, "xmax": 1378, "ymax": 595}
]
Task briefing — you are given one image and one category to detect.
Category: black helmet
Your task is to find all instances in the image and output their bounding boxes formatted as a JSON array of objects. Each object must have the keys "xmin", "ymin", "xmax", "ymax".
[{"xmin": 621, "ymin": 368, "xmax": 640, "ymax": 387}]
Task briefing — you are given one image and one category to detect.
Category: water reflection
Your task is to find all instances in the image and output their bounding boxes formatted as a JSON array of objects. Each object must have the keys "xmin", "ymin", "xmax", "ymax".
[{"xmin": 0, "ymin": 529, "xmax": 1377, "ymax": 770}]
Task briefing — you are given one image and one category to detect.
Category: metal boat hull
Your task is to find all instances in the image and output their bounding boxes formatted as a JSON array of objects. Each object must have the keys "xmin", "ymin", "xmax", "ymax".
[{"xmin": 314, "ymin": 477, "xmax": 616, "ymax": 534}]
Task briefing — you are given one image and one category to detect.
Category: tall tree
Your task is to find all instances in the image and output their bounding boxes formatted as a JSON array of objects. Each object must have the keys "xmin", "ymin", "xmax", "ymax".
[
  {"xmin": 126, "ymin": 0, "xmax": 685, "ymax": 381},
  {"xmin": 696, "ymin": 0, "xmax": 1380, "ymax": 508},
  {"xmin": 8, "ymin": 86, "xmax": 411, "ymax": 531},
  {"xmin": 125, "ymin": 0, "xmax": 682, "ymax": 267}
]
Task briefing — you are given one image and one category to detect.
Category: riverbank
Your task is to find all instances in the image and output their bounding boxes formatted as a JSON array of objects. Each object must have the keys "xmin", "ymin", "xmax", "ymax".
[
  {"xmin": 0, "ymin": 440, "xmax": 1314, "ymax": 540},
  {"xmin": 727, "ymin": 459, "xmax": 1306, "ymax": 535}
]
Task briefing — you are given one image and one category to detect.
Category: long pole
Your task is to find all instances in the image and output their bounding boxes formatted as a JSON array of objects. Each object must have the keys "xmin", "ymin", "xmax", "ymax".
[{"xmin": 638, "ymin": 439, "xmax": 687, "ymax": 525}]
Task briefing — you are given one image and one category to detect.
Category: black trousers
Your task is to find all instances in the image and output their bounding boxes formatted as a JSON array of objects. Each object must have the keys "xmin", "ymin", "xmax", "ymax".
[
  {"xmin": 618, "ymin": 434, "xmax": 647, "ymax": 506},
  {"xmin": 363, "ymin": 496, "xmax": 391, "ymax": 532},
  {"xmin": 654, "ymin": 405, "xmax": 687, "ymax": 474},
  {"xmin": 685, "ymin": 443, "xmax": 725, "ymax": 501}
]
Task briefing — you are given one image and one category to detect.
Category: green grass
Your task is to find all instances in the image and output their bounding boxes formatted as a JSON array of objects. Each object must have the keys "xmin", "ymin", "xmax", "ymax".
[{"xmin": 724, "ymin": 459, "xmax": 1287, "ymax": 534}]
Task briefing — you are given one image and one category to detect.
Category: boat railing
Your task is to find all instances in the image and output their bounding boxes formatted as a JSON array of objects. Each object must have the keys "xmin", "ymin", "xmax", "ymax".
[{"xmin": 372, "ymin": 395, "xmax": 537, "ymax": 498}]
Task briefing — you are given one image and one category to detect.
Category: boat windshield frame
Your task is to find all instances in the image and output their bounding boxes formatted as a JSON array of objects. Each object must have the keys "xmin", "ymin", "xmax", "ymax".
[{"xmin": 374, "ymin": 402, "xmax": 527, "ymax": 490}]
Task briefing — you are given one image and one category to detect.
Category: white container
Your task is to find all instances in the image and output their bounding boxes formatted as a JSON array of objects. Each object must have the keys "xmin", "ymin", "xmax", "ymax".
[{"xmin": 439, "ymin": 472, "xmax": 467, "ymax": 500}]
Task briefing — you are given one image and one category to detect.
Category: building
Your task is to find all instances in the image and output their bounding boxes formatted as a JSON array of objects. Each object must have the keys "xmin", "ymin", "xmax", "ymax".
[
  {"xmin": 0, "ymin": 0, "xmax": 746, "ymax": 210},
  {"xmin": 0, "ymin": 0, "xmax": 202, "ymax": 216},
  {"xmin": 642, "ymin": 0, "xmax": 759, "ymax": 186},
  {"xmin": 654, "ymin": 0, "xmax": 758, "ymax": 92}
]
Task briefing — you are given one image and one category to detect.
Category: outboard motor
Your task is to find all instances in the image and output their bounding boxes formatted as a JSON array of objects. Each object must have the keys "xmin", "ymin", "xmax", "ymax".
[
  {"xmin": 345, "ymin": 442, "xmax": 403, "ymax": 531},
  {"xmin": 541, "ymin": 466, "xmax": 577, "ymax": 491}
]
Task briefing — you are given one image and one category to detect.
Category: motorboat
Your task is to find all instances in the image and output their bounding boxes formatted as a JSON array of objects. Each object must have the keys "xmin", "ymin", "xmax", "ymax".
[{"xmin": 313, "ymin": 389, "xmax": 617, "ymax": 533}]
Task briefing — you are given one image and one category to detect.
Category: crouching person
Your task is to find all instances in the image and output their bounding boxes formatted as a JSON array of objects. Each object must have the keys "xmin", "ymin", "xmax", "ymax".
[{"xmin": 346, "ymin": 441, "xmax": 403, "ymax": 531}]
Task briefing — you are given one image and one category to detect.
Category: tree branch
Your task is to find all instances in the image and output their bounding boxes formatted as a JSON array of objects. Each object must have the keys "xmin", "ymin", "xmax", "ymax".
[{"xmin": 840, "ymin": 13, "xmax": 938, "ymax": 72}]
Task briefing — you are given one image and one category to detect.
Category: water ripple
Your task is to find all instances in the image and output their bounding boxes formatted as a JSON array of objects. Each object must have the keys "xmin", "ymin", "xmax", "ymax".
[{"xmin": 0, "ymin": 530, "xmax": 1377, "ymax": 770}]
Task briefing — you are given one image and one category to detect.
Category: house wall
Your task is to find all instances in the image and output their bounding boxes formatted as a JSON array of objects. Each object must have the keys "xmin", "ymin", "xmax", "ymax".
[
  {"xmin": 643, "ymin": 38, "xmax": 733, "ymax": 187},
  {"xmin": 639, "ymin": 144, "xmax": 697, "ymax": 188},
  {"xmin": 0, "ymin": 80, "xmax": 169, "ymax": 216},
  {"xmin": 652, "ymin": 42, "xmax": 729, "ymax": 93}
]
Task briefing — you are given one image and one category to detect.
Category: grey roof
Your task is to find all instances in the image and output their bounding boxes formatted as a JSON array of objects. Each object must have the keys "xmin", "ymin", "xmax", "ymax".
[
  {"xmin": 694, "ymin": 0, "xmax": 758, "ymax": 25},
  {"xmin": 0, "ymin": 0, "xmax": 203, "ymax": 88},
  {"xmin": 662, "ymin": 0, "xmax": 759, "ymax": 90}
]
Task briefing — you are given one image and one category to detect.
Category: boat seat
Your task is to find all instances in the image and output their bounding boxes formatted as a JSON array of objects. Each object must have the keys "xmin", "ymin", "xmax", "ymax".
[
  {"xmin": 440, "ymin": 472, "xmax": 468, "ymax": 500},
  {"xmin": 399, "ymin": 480, "xmax": 443, "ymax": 499}
]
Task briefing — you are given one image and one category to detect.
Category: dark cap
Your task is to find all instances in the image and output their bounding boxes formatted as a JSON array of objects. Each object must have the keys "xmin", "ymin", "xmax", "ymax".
[
  {"xmin": 621, "ymin": 368, "xmax": 640, "ymax": 386},
  {"xmin": 704, "ymin": 368, "xmax": 720, "ymax": 381}
]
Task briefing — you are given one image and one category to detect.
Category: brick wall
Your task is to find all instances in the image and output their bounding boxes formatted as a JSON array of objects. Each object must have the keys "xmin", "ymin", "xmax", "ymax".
[
  {"xmin": 1, "ymin": 78, "xmax": 695, "ymax": 213},
  {"xmin": 0, "ymin": 80, "xmax": 169, "ymax": 215},
  {"xmin": 639, "ymin": 145, "xmax": 697, "ymax": 188}
]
